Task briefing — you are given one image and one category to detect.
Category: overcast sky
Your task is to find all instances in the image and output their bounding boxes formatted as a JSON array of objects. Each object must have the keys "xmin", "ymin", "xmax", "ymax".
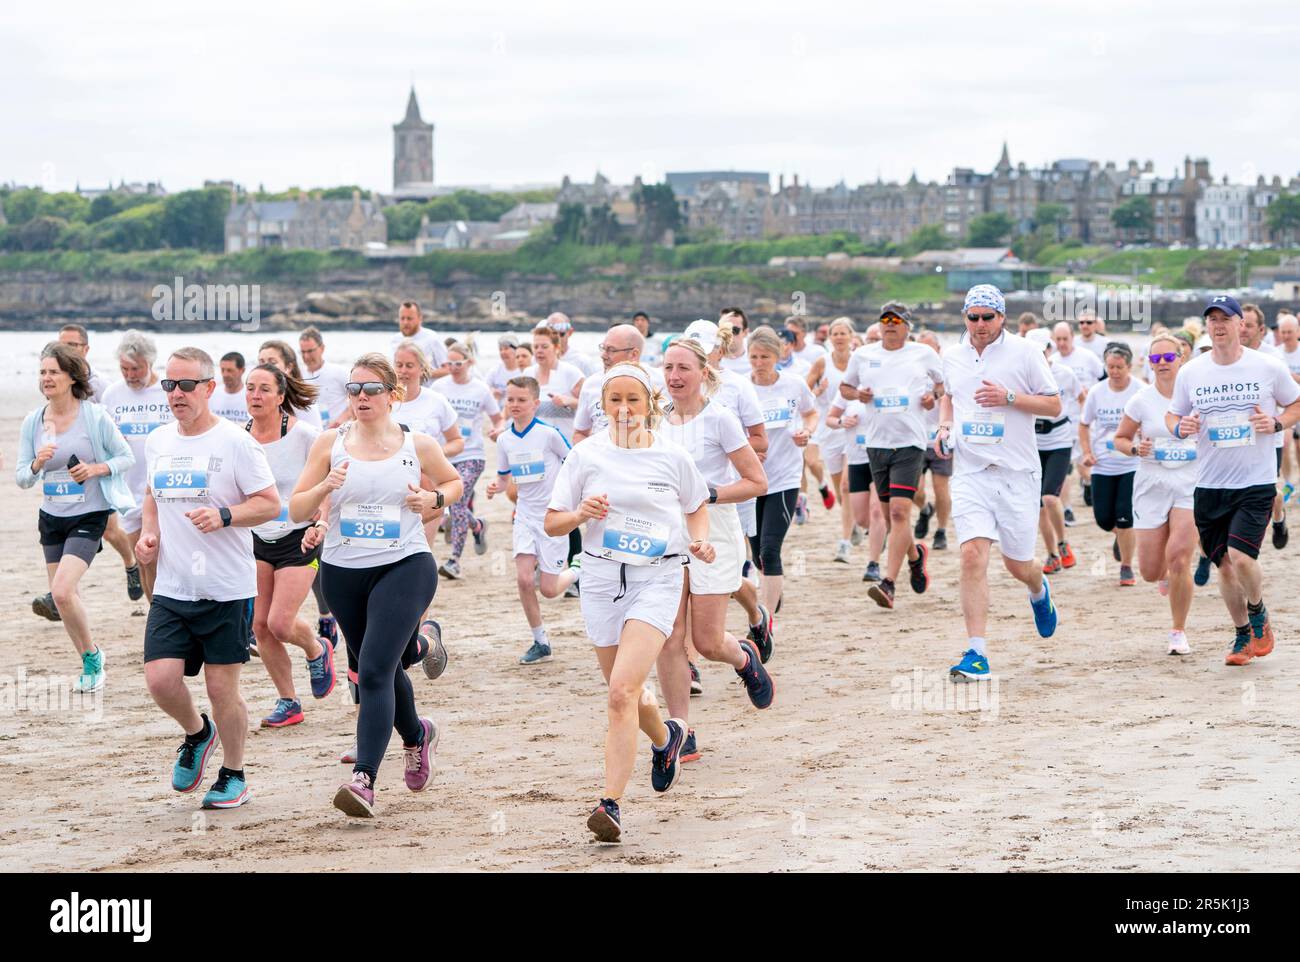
[{"xmin": 6, "ymin": 0, "xmax": 1299, "ymax": 196}]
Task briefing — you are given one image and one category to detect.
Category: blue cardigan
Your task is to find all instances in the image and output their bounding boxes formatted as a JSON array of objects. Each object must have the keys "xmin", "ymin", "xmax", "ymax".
[{"xmin": 16, "ymin": 400, "xmax": 137, "ymax": 516}]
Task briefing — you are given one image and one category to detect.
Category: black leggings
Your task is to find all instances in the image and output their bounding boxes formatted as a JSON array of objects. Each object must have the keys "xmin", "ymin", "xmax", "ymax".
[
  {"xmin": 1090, "ymin": 471, "xmax": 1135, "ymax": 531},
  {"xmin": 322, "ymin": 553, "xmax": 436, "ymax": 782},
  {"xmin": 747, "ymin": 488, "xmax": 799, "ymax": 577}
]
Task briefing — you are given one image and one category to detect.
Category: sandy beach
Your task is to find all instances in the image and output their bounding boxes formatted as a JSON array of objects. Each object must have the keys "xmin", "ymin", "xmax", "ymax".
[{"xmin": 2, "ymin": 405, "xmax": 1299, "ymax": 873}]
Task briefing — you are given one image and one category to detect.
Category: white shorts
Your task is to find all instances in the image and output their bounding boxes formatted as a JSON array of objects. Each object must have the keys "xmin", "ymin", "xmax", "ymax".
[
  {"xmin": 812, "ymin": 426, "xmax": 848, "ymax": 474},
  {"xmin": 951, "ymin": 465, "xmax": 1041, "ymax": 562},
  {"xmin": 687, "ymin": 503, "xmax": 744, "ymax": 596},
  {"xmin": 512, "ymin": 516, "xmax": 569, "ymax": 573},
  {"xmin": 579, "ymin": 562, "xmax": 685, "ymax": 648},
  {"xmin": 121, "ymin": 505, "xmax": 144, "ymax": 535},
  {"xmin": 1132, "ymin": 466, "xmax": 1196, "ymax": 530},
  {"xmin": 736, "ymin": 498, "xmax": 757, "ymax": 538}
]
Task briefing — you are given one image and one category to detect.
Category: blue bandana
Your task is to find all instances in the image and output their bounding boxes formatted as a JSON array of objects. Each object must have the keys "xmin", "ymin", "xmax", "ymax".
[{"xmin": 963, "ymin": 285, "xmax": 1005, "ymax": 315}]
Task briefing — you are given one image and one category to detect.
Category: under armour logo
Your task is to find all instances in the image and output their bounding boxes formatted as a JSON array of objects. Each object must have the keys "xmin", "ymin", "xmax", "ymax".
[
  {"xmin": 402, "ymin": 458, "xmax": 414, "ymax": 467},
  {"xmin": 1214, "ymin": 296, "xmax": 1227, "ymax": 302}
]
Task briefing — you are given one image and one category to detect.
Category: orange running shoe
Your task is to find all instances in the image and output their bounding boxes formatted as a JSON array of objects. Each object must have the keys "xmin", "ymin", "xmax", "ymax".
[
  {"xmin": 1119, "ymin": 565, "xmax": 1136, "ymax": 586},
  {"xmin": 1225, "ymin": 630, "xmax": 1254, "ymax": 666},
  {"xmin": 1252, "ymin": 618, "xmax": 1275, "ymax": 658},
  {"xmin": 1042, "ymin": 555, "xmax": 1061, "ymax": 574},
  {"xmin": 1059, "ymin": 542, "xmax": 1076, "ymax": 568}
]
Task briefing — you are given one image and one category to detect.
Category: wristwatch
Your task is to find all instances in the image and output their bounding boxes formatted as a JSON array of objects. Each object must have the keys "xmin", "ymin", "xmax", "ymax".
[
  {"xmin": 708, "ymin": 486, "xmax": 719, "ymax": 504},
  {"xmin": 219, "ymin": 507, "xmax": 232, "ymax": 528},
  {"xmin": 1274, "ymin": 418, "xmax": 1284, "ymax": 435},
  {"xmin": 434, "ymin": 490, "xmax": 445, "ymax": 510},
  {"xmin": 1005, "ymin": 390, "xmax": 1017, "ymax": 406}
]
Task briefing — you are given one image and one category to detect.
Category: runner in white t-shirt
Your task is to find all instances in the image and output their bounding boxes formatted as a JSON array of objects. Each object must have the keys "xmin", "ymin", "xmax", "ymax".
[
  {"xmin": 1113, "ymin": 333, "xmax": 1197, "ymax": 655},
  {"xmin": 526, "ymin": 326, "xmax": 586, "ymax": 443},
  {"xmin": 134, "ymin": 347, "xmax": 280, "ymax": 812},
  {"xmin": 485, "ymin": 334, "xmax": 523, "ymax": 401},
  {"xmin": 1276, "ymin": 313, "xmax": 1300, "ymax": 505},
  {"xmin": 1052, "ymin": 321, "xmax": 1104, "ymax": 520},
  {"xmin": 213, "ymin": 353, "xmax": 249, "ymax": 424},
  {"xmin": 1166, "ymin": 295, "xmax": 1300, "ymax": 666},
  {"xmin": 572, "ymin": 325, "xmax": 660, "ymax": 444},
  {"xmin": 806, "ymin": 317, "xmax": 857, "ymax": 562},
  {"xmin": 298, "ymin": 327, "xmax": 351, "ymax": 429},
  {"xmin": 1024, "ymin": 330, "xmax": 1080, "ymax": 576},
  {"xmin": 391, "ymin": 299, "xmax": 449, "ymax": 381},
  {"xmin": 718, "ymin": 306, "xmax": 753, "ymax": 377},
  {"xmin": 391, "ymin": 342, "xmax": 465, "ymax": 458},
  {"xmin": 1079, "ymin": 343, "xmax": 1143, "ymax": 586},
  {"xmin": 544, "ymin": 312, "xmax": 601, "ymax": 378},
  {"xmin": 1242, "ymin": 304, "xmax": 1291, "ymax": 547},
  {"xmin": 1074, "ymin": 311, "xmax": 1108, "ymax": 362},
  {"xmin": 934, "ymin": 286, "xmax": 1061, "ymax": 682},
  {"xmin": 257, "ymin": 340, "xmax": 323, "ymax": 428},
  {"xmin": 545, "ymin": 363, "xmax": 714, "ymax": 844}
]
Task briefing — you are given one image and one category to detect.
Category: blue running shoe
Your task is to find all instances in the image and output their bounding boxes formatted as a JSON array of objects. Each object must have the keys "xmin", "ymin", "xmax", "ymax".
[
  {"xmin": 949, "ymin": 649, "xmax": 990, "ymax": 682},
  {"xmin": 202, "ymin": 768, "xmax": 250, "ymax": 810},
  {"xmin": 172, "ymin": 715, "xmax": 219, "ymax": 793},
  {"xmin": 650, "ymin": 718, "xmax": 686, "ymax": 793},
  {"xmin": 520, "ymin": 641, "xmax": 551, "ymax": 665},
  {"xmin": 307, "ymin": 638, "xmax": 336, "ymax": 699},
  {"xmin": 680, "ymin": 728, "xmax": 701, "ymax": 763},
  {"xmin": 1194, "ymin": 555, "xmax": 1212, "ymax": 587},
  {"xmin": 587, "ymin": 797, "xmax": 621, "ymax": 843},
  {"xmin": 318, "ymin": 615, "xmax": 338, "ymax": 650},
  {"xmin": 1030, "ymin": 577, "xmax": 1057, "ymax": 638},
  {"xmin": 261, "ymin": 698, "xmax": 303, "ymax": 728},
  {"xmin": 735, "ymin": 640, "xmax": 775, "ymax": 709}
]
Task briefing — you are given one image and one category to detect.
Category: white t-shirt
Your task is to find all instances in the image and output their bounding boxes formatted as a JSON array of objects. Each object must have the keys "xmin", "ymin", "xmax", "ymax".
[
  {"xmin": 394, "ymin": 386, "xmax": 457, "ymax": 441},
  {"xmin": 88, "ymin": 367, "xmax": 109, "ymax": 405},
  {"xmin": 658, "ymin": 401, "xmax": 749, "ymax": 488},
  {"xmin": 1037, "ymin": 358, "xmax": 1080, "ymax": 451},
  {"xmin": 212, "ymin": 385, "xmax": 249, "ymax": 424},
  {"xmin": 302, "ymin": 362, "xmax": 350, "ymax": 426},
  {"xmin": 146, "ymin": 418, "xmax": 276, "ymax": 601},
  {"xmin": 1277, "ymin": 344, "xmax": 1300, "ymax": 380},
  {"xmin": 525, "ymin": 362, "xmax": 585, "ymax": 442},
  {"xmin": 833, "ymin": 400, "xmax": 872, "ymax": 466},
  {"xmin": 942, "ymin": 330, "xmax": 1060, "ymax": 477},
  {"xmin": 391, "ymin": 328, "xmax": 448, "ymax": 371},
  {"xmin": 712, "ymin": 368, "xmax": 764, "ymax": 429},
  {"xmin": 251, "ymin": 418, "xmax": 322, "ymax": 541},
  {"xmin": 1168, "ymin": 349, "xmax": 1300, "ymax": 489},
  {"xmin": 101, "ymin": 379, "xmax": 173, "ymax": 499},
  {"xmin": 496, "ymin": 418, "xmax": 571, "ymax": 522},
  {"xmin": 1081, "ymin": 377, "xmax": 1142, "ymax": 475},
  {"xmin": 794, "ymin": 342, "xmax": 826, "ymax": 368},
  {"xmin": 561, "ymin": 350, "xmax": 601, "ymax": 378},
  {"xmin": 486, "ymin": 361, "xmax": 519, "ymax": 398},
  {"xmin": 547, "ymin": 430, "xmax": 708, "ymax": 582},
  {"xmin": 1057, "ymin": 346, "xmax": 1105, "ymax": 388},
  {"xmin": 1075, "ymin": 335, "xmax": 1108, "ymax": 362},
  {"xmin": 750, "ymin": 372, "xmax": 816, "ymax": 492},
  {"xmin": 433, "ymin": 377, "xmax": 501, "ymax": 463},
  {"xmin": 843, "ymin": 342, "xmax": 944, "ymax": 451},
  {"xmin": 1123, "ymin": 384, "xmax": 1197, "ymax": 482},
  {"xmin": 721, "ymin": 352, "xmax": 752, "ymax": 377}
]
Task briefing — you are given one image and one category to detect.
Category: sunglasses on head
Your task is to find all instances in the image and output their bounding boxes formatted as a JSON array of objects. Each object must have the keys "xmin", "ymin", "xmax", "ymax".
[
  {"xmin": 345, "ymin": 381, "xmax": 387, "ymax": 396},
  {"xmin": 1148, "ymin": 352, "xmax": 1179, "ymax": 364},
  {"xmin": 161, "ymin": 378, "xmax": 212, "ymax": 393},
  {"xmin": 966, "ymin": 312, "xmax": 996, "ymax": 322}
]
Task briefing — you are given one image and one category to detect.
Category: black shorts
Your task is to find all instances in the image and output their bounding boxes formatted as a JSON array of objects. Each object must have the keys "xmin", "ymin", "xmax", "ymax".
[
  {"xmin": 1277, "ymin": 446, "xmax": 1283, "ymax": 475},
  {"xmin": 253, "ymin": 526, "xmax": 321, "ymax": 570},
  {"xmin": 923, "ymin": 445, "xmax": 953, "ymax": 477},
  {"xmin": 144, "ymin": 596, "xmax": 252, "ymax": 676},
  {"xmin": 38, "ymin": 509, "xmax": 110, "ymax": 565},
  {"xmin": 1038, "ymin": 448, "xmax": 1072, "ymax": 499},
  {"xmin": 867, "ymin": 447, "xmax": 925, "ymax": 500},
  {"xmin": 1194, "ymin": 484, "xmax": 1275, "ymax": 566},
  {"xmin": 1091, "ymin": 471, "xmax": 1135, "ymax": 531},
  {"xmin": 848, "ymin": 462, "xmax": 874, "ymax": 493}
]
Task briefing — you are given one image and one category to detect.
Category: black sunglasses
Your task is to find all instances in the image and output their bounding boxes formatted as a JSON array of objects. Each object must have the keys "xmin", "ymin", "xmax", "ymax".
[
  {"xmin": 345, "ymin": 381, "xmax": 387, "ymax": 397},
  {"xmin": 1148, "ymin": 352, "xmax": 1179, "ymax": 364},
  {"xmin": 966, "ymin": 312, "xmax": 996, "ymax": 322},
  {"xmin": 161, "ymin": 378, "xmax": 212, "ymax": 393}
]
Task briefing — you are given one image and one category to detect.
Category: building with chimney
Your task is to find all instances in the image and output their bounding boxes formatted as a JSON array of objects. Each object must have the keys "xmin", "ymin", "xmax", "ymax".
[{"xmin": 223, "ymin": 190, "xmax": 387, "ymax": 252}]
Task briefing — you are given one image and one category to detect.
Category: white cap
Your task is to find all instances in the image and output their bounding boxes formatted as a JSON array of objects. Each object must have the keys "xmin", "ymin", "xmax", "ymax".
[
  {"xmin": 682, "ymin": 319, "xmax": 719, "ymax": 354},
  {"xmin": 1025, "ymin": 328, "xmax": 1053, "ymax": 352},
  {"xmin": 1195, "ymin": 334, "xmax": 1212, "ymax": 351}
]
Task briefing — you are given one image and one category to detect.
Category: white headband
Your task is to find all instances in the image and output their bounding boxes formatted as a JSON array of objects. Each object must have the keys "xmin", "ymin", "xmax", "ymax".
[{"xmin": 602, "ymin": 363, "xmax": 653, "ymax": 392}]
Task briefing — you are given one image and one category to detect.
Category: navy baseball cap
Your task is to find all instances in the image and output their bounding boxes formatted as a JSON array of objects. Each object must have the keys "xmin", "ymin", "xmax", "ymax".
[
  {"xmin": 777, "ymin": 328, "xmax": 798, "ymax": 343},
  {"xmin": 1202, "ymin": 294, "xmax": 1242, "ymax": 319}
]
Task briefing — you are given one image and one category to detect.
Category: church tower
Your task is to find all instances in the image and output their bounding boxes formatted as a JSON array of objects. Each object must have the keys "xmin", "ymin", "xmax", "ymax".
[{"xmin": 393, "ymin": 88, "xmax": 434, "ymax": 191}]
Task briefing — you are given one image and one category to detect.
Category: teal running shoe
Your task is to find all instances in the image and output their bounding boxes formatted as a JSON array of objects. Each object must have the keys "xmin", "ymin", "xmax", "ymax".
[
  {"xmin": 949, "ymin": 649, "xmax": 990, "ymax": 682},
  {"xmin": 172, "ymin": 714, "xmax": 219, "ymax": 793},
  {"xmin": 201, "ymin": 768, "xmax": 250, "ymax": 809},
  {"xmin": 1030, "ymin": 577, "xmax": 1057, "ymax": 638}
]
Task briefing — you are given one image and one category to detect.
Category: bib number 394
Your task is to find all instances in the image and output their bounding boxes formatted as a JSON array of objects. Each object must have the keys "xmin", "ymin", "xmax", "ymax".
[
  {"xmin": 340, "ymin": 503, "xmax": 400, "ymax": 547},
  {"xmin": 600, "ymin": 512, "xmax": 669, "ymax": 566},
  {"xmin": 153, "ymin": 455, "xmax": 210, "ymax": 500}
]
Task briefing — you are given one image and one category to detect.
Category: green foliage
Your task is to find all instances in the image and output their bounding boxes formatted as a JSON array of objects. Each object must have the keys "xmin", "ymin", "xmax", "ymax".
[
  {"xmin": 160, "ymin": 188, "xmax": 230, "ymax": 251},
  {"xmin": 965, "ymin": 212, "xmax": 1014, "ymax": 247},
  {"xmin": 384, "ymin": 203, "xmax": 425, "ymax": 243},
  {"xmin": 1266, "ymin": 193, "xmax": 1300, "ymax": 242},
  {"xmin": 899, "ymin": 224, "xmax": 951, "ymax": 256},
  {"xmin": 1112, "ymin": 196, "xmax": 1154, "ymax": 237},
  {"xmin": 89, "ymin": 202, "xmax": 165, "ymax": 251},
  {"xmin": 633, "ymin": 182, "xmax": 681, "ymax": 244},
  {"xmin": 318, "ymin": 185, "xmax": 365, "ymax": 200}
]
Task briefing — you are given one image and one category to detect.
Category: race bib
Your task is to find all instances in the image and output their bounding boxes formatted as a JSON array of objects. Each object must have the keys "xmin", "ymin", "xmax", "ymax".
[
  {"xmin": 763, "ymin": 402, "xmax": 793, "ymax": 431},
  {"xmin": 265, "ymin": 504, "xmax": 292, "ymax": 535},
  {"xmin": 1153, "ymin": 438, "xmax": 1197, "ymax": 465},
  {"xmin": 43, "ymin": 469, "xmax": 86, "ymax": 504},
  {"xmin": 320, "ymin": 409, "xmax": 331, "ymax": 424},
  {"xmin": 152, "ymin": 455, "xmax": 210, "ymax": 500},
  {"xmin": 1207, "ymin": 414, "xmax": 1253, "ymax": 448},
  {"xmin": 509, "ymin": 449, "xmax": 545, "ymax": 485},
  {"xmin": 961, "ymin": 411, "xmax": 1005, "ymax": 445},
  {"xmin": 855, "ymin": 433, "xmax": 868, "ymax": 451},
  {"xmin": 119, "ymin": 411, "xmax": 166, "ymax": 437},
  {"xmin": 1104, "ymin": 439, "xmax": 1116, "ymax": 452},
  {"xmin": 339, "ymin": 502, "xmax": 400, "ymax": 547},
  {"xmin": 458, "ymin": 418, "xmax": 473, "ymax": 440},
  {"xmin": 600, "ymin": 512, "xmax": 669, "ymax": 566},
  {"xmin": 874, "ymin": 388, "xmax": 908, "ymax": 414}
]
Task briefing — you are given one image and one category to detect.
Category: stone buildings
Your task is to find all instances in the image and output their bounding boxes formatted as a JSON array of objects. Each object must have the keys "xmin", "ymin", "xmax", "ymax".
[
  {"xmin": 393, "ymin": 88, "xmax": 435, "ymax": 199},
  {"xmin": 223, "ymin": 190, "xmax": 387, "ymax": 253}
]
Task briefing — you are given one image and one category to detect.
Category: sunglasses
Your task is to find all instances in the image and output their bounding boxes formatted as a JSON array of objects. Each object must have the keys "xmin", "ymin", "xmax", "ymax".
[
  {"xmin": 1079, "ymin": 320, "xmax": 1096, "ymax": 325},
  {"xmin": 879, "ymin": 315, "xmax": 907, "ymax": 326},
  {"xmin": 448, "ymin": 360, "xmax": 466, "ymax": 369},
  {"xmin": 1148, "ymin": 352, "xmax": 1179, "ymax": 364},
  {"xmin": 599, "ymin": 345, "xmax": 635, "ymax": 356},
  {"xmin": 966, "ymin": 313, "xmax": 996, "ymax": 323},
  {"xmin": 345, "ymin": 381, "xmax": 387, "ymax": 396},
  {"xmin": 161, "ymin": 378, "xmax": 212, "ymax": 392}
]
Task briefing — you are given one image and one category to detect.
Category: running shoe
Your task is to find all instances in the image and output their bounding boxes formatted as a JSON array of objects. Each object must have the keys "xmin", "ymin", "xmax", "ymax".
[
  {"xmin": 1119, "ymin": 565, "xmax": 1136, "ymax": 587},
  {"xmin": 1249, "ymin": 607, "xmax": 1275, "ymax": 657},
  {"xmin": 1284, "ymin": 482, "xmax": 1295, "ymax": 504},
  {"xmin": 1112, "ymin": 537, "xmax": 1120, "ymax": 562},
  {"xmin": 1157, "ymin": 579, "xmax": 1169, "ymax": 597},
  {"xmin": 820, "ymin": 485, "xmax": 836, "ymax": 510},
  {"xmin": 201, "ymin": 769, "xmax": 250, "ymax": 810},
  {"xmin": 1042, "ymin": 554, "xmax": 1061, "ymax": 575},
  {"xmin": 1272, "ymin": 517, "xmax": 1288, "ymax": 550},
  {"xmin": 439, "ymin": 557, "xmax": 462, "ymax": 580},
  {"xmin": 125, "ymin": 564, "xmax": 144, "ymax": 601},
  {"xmin": 832, "ymin": 540, "xmax": 852, "ymax": 564},
  {"xmin": 472, "ymin": 517, "xmax": 489, "ymax": 555},
  {"xmin": 914, "ymin": 503, "xmax": 934, "ymax": 540},
  {"xmin": 867, "ymin": 577, "xmax": 895, "ymax": 609},
  {"xmin": 1225, "ymin": 628, "xmax": 1254, "ymax": 667},
  {"xmin": 1194, "ymin": 555, "xmax": 1212, "ymax": 587},
  {"xmin": 519, "ymin": 641, "xmax": 551, "ymax": 665},
  {"xmin": 1030, "ymin": 577, "xmax": 1057, "ymax": 638},
  {"xmin": 419, "ymin": 619, "xmax": 448, "ymax": 679},
  {"xmin": 932, "ymin": 529, "xmax": 948, "ymax": 551},
  {"xmin": 850, "ymin": 525, "xmax": 863, "ymax": 546},
  {"xmin": 793, "ymin": 493, "xmax": 808, "ymax": 526},
  {"xmin": 1167, "ymin": 630, "xmax": 1191, "ymax": 656},
  {"xmin": 307, "ymin": 638, "xmax": 336, "ymax": 698},
  {"xmin": 587, "ymin": 797, "xmax": 621, "ymax": 843},
  {"xmin": 32, "ymin": 592, "xmax": 60, "ymax": 622},
  {"xmin": 73, "ymin": 647, "xmax": 105, "ymax": 693},
  {"xmin": 680, "ymin": 729, "xmax": 701, "ymax": 763},
  {"xmin": 949, "ymin": 649, "xmax": 990, "ymax": 682},
  {"xmin": 735, "ymin": 640, "xmax": 775, "ymax": 709},
  {"xmin": 908, "ymin": 543, "xmax": 930, "ymax": 594},
  {"xmin": 1059, "ymin": 542, "xmax": 1076, "ymax": 568},
  {"xmin": 1063, "ymin": 507, "xmax": 1076, "ymax": 526},
  {"xmin": 339, "ymin": 743, "xmax": 357, "ymax": 765},
  {"xmin": 404, "ymin": 718, "xmax": 438, "ymax": 792},
  {"xmin": 318, "ymin": 615, "xmax": 339, "ymax": 650},
  {"xmin": 689, "ymin": 662, "xmax": 703, "ymax": 696},
  {"xmin": 1082, "ymin": 483, "xmax": 1093, "ymax": 507},
  {"xmin": 862, "ymin": 560, "xmax": 881, "ymax": 583},
  {"xmin": 748, "ymin": 604, "xmax": 774, "ymax": 664},
  {"xmin": 650, "ymin": 718, "xmax": 686, "ymax": 793},
  {"xmin": 333, "ymin": 771, "xmax": 375, "ymax": 818},
  {"xmin": 261, "ymin": 698, "xmax": 304, "ymax": 728},
  {"xmin": 172, "ymin": 715, "xmax": 219, "ymax": 793}
]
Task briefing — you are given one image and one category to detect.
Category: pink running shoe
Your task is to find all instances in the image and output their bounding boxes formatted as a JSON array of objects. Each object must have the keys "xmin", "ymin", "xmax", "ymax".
[
  {"xmin": 404, "ymin": 718, "xmax": 439, "ymax": 792},
  {"xmin": 334, "ymin": 771, "xmax": 374, "ymax": 818}
]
